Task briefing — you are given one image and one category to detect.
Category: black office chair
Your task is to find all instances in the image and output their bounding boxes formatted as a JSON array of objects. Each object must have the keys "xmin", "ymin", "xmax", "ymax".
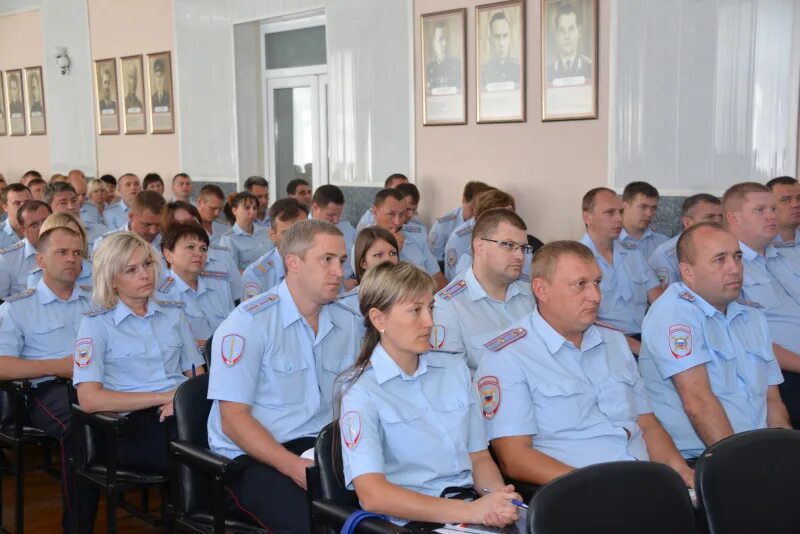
[
  {"xmin": 170, "ymin": 373, "xmax": 264, "ymax": 533},
  {"xmin": 695, "ymin": 428, "xmax": 800, "ymax": 534},
  {"xmin": 202, "ymin": 335, "xmax": 213, "ymax": 369},
  {"xmin": 529, "ymin": 461, "xmax": 697, "ymax": 534},
  {"xmin": 71, "ymin": 400, "xmax": 171, "ymax": 534},
  {"xmin": 307, "ymin": 422, "xmax": 407, "ymax": 534},
  {"xmin": 0, "ymin": 380, "xmax": 60, "ymax": 534},
  {"xmin": 487, "ymin": 445, "xmax": 540, "ymax": 502}
]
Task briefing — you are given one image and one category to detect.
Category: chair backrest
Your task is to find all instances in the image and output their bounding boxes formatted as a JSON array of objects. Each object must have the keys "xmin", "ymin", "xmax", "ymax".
[
  {"xmin": 529, "ymin": 461, "xmax": 697, "ymax": 534},
  {"xmin": 172, "ymin": 373, "xmax": 214, "ymax": 516},
  {"xmin": 695, "ymin": 428, "xmax": 800, "ymax": 534},
  {"xmin": 0, "ymin": 387, "xmax": 13, "ymax": 431},
  {"xmin": 202, "ymin": 335, "xmax": 213, "ymax": 368},
  {"xmin": 314, "ymin": 421, "xmax": 359, "ymax": 507}
]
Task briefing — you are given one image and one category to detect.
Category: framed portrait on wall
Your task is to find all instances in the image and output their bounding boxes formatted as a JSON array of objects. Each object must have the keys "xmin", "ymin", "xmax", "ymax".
[
  {"xmin": 421, "ymin": 8, "xmax": 467, "ymax": 125},
  {"xmin": 94, "ymin": 58, "xmax": 120, "ymax": 134},
  {"xmin": 24, "ymin": 66, "xmax": 46, "ymax": 135},
  {"xmin": 5, "ymin": 69, "xmax": 26, "ymax": 136},
  {"xmin": 476, "ymin": 0, "xmax": 525, "ymax": 123},
  {"xmin": 120, "ymin": 55, "xmax": 147, "ymax": 134},
  {"xmin": 0, "ymin": 72, "xmax": 7, "ymax": 135},
  {"xmin": 541, "ymin": 0, "xmax": 597, "ymax": 121},
  {"xmin": 146, "ymin": 51, "xmax": 174, "ymax": 134}
]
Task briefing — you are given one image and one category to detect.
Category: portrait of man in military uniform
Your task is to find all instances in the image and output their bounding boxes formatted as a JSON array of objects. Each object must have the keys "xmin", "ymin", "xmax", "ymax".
[
  {"xmin": 425, "ymin": 22, "xmax": 462, "ymax": 93},
  {"xmin": 421, "ymin": 8, "xmax": 466, "ymax": 125},
  {"xmin": 7, "ymin": 71, "xmax": 24, "ymax": 118},
  {"xmin": 546, "ymin": 1, "xmax": 594, "ymax": 84},
  {"xmin": 479, "ymin": 8, "xmax": 522, "ymax": 91}
]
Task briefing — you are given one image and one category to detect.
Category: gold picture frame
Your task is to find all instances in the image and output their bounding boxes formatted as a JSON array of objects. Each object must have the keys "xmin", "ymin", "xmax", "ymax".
[
  {"xmin": 421, "ymin": 8, "xmax": 467, "ymax": 126},
  {"xmin": 0, "ymin": 72, "xmax": 7, "ymax": 136},
  {"xmin": 24, "ymin": 66, "xmax": 46, "ymax": 135},
  {"xmin": 146, "ymin": 51, "xmax": 174, "ymax": 134},
  {"xmin": 94, "ymin": 58, "xmax": 120, "ymax": 135},
  {"xmin": 120, "ymin": 54, "xmax": 147, "ymax": 134},
  {"xmin": 6, "ymin": 69, "xmax": 26, "ymax": 136}
]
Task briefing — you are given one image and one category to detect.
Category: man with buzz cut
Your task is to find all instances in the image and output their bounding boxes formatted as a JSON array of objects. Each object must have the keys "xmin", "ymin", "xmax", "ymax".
[
  {"xmin": 649, "ymin": 194, "xmax": 723, "ymax": 288},
  {"xmin": 432, "ymin": 208, "xmax": 535, "ymax": 372},
  {"xmin": 639, "ymin": 222, "xmax": 790, "ymax": 460},
  {"xmin": 619, "ymin": 181, "xmax": 669, "ymax": 261},
  {"xmin": 244, "ymin": 175, "xmax": 271, "ymax": 230},
  {"xmin": 472, "ymin": 241, "xmax": 693, "ymax": 488},
  {"xmin": 0, "ymin": 200, "xmax": 53, "ymax": 299},
  {"xmin": 0, "ymin": 183, "xmax": 32, "ymax": 248},
  {"xmin": 767, "ymin": 176, "xmax": 800, "ymax": 265},
  {"xmin": 104, "ymin": 173, "xmax": 142, "ymax": 230},
  {"xmin": 356, "ymin": 173, "xmax": 409, "ymax": 230}
]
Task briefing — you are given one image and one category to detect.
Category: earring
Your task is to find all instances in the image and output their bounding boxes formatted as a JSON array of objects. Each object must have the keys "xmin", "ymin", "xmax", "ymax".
[{"xmin": 379, "ymin": 329, "xmax": 385, "ymax": 334}]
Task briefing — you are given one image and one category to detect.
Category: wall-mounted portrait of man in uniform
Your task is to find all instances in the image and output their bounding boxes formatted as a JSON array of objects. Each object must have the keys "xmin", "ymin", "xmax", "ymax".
[
  {"xmin": 146, "ymin": 51, "xmax": 174, "ymax": 134},
  {"xmin": 121, "ymin": 55, "xmax": 146, "ymax": 134},
  {"xmin": 0, "ymin": 72, "xmax": 7, "ymax": 135},
  {"xmin": 24, "ymin": 66, "xmax": 46, "ymax": 134},
  {"xmin": 541, "ymin": 0, "xmax": 597, "ymax": 121},
  {"xmin": 421, "ymin": 8, "xmax": 466, "ymax": 125},
  {"xmin": 94, "ymin": 58, "xmax": 120, "ymax": 134},
  {"xmin": 6, "ymin": 69, "xmax": 26, "ymax": 135},
  {"xmin": 476, "ymin": 0, "xmax": 525, "ymax": 123}
]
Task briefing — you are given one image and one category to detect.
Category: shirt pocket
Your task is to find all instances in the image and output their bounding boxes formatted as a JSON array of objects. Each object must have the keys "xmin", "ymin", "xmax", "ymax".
[
  {"xmin": 742, "ymin": 271, "xmax": 781, "ymax": 309},
  {"xmin": 31, "ymin": 322, "xmax": 70, "ymax": 357},
  {"xmin": 706, "ymin": 348, "xmax": 739, "ymax": 395},
  {"xmin": 534, "ymin": 380, "xmax": 588, "ymax": 433},
  {"xmin": 108, "ymin": 339, "xmax": 146, "ymax": 360},
  {"xmin": 596, "ymin": 370, "xmax": 639, "ymax": 422},
  {"xmin": 742, "ymin": 344, "xmax": 775, "ymax": 398},
  {"xmin": 267, "ymin": 354, "xmax": 309, "ymax": 405},
  {"xmin": 621, "ymin": 258, "xmax": 649, "ymax": 302},
  {"xmin": 377, "ymin": 403, "xmax": 426, "ymax": 451}
]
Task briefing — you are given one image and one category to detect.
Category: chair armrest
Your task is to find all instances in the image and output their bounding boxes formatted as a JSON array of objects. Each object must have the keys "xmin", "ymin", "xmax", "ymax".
[
  {"xmin": 170, "ymin": 440, "xmax": 238, "ymax": 478},
  {"xmin": 71, "ymin": 403, "xmax": 129, "ymax": 435},
  {"xmin": 311, "ymin": 500, "xmax": 410, "ymax": 534},
  {"xmin": 0, "ymin": 379, "xmax": 31, "ymax": 396}
]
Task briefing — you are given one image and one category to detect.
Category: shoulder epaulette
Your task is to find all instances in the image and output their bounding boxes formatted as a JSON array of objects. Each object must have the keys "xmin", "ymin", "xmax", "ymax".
[
  {"xmin": 737, "ymin": 298, "xmax": 764, "ymax": 309},
  {"xmin": 223, "ymin": 229, "xmax": 234, "ymax": 236},
  {"xmin": 594, "ymin": 320, "xmax": 624, "ymax": 332},
  {"xmin": 773, "ymin": 241, "xmax": 796, "ymax": 249},
  {"xmin": 158, "ymin": 276, "xmax": 175, "ymax": 293},
  {"xmin": 79, "ymin": 284, "xmax": 92, "ymax": 292},
  {"xmin": 6, "ymin": 288, "xmax": 35, "ymax": 302},
  {"xmin": 437, "ymin": 212, "xmax": 456, "ymax": 224},
  {"xmin": 29, "ymin": 266, "xmax": 42, "ymax": 274},
  {"xmin": 0, "ymin": 241, "xmax": 24, "ymax": 254},
  {"xmin": 483, "ymin": 327, "xmax": 527, "ymax": 352},
  {"xmin": 619, "ymin": 241, "xmax": 638, "ymax": 250},
  {"xmin": 666, "ymin": 247, "xmax": 678, "ymax": 258},
  {"xmin": 256, "ymin": 258, "xmax": 275, "ymax": 274},
  {"xmin": 100, "ymin": 228, "xmax": 121, "ymax": 238},
  {"xmin": 330, "ymin": 299, "xmax": 360, "ymax": 316},
  {"xmin": 201, "ymin": 270, "xmax": 229, "ymax": 279},
  {"xmin": 404, "ymin": 225, "xmax": 421, "ymax": 234},
  {"xmin": 437, "ymin": 279, "xmax": 467, "ymax": 300},
  {"xmin": 455, "ymin": 225, "xmax": 472, "ymax": 237},
  {"xmin": 156, "ymin": 299, "xmax": 185, "ymax": 308},
  {"xmin": 209, "ymin": 245, "xmax": 229, "ymax": 251},
  {"xmin": 245, "ymin": 293, "xmax": 279, "ymax": 314},
  {"xmin": 337, "ymin": 287, "xmax": 359, "ymax": 299},
  {"xmin": 678, "ymin": 291, "xmax": 695, "ymax": 302},
  {"xmin": 83, "ymin": 306, "xmax": 111, "ymax": 317},
  {"xmin": 518, "ymin": 273, "xmax": 530, "ymax": 283}
]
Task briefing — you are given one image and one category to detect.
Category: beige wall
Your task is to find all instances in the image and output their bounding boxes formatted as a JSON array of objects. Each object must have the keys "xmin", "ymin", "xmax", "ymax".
[
  {"xmin": 88, "ymin": 0, "xmax": 179, "ymax": 179},
  {"xmin": 0, "ymin": 9, "xmax": 50, "ymax": 181},
  {"xmin": 414, "ymin": 0, "xmax": 610, "ymax": 241}
]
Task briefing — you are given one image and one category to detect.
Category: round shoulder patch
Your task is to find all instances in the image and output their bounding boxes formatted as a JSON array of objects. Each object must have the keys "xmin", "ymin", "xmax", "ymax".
[
  {"xmin": 221, "ymin": 334, "xmax": 245, "ymax": 366},
  {"xmin": 478, "ymin": 375, "xmax": 501, "ymax": 419},
  {"xmin": 341, "ymin": 410, "xmax": 362, "ymax": 450},
  {"xmin": 668, "ymin": 324, "xmax": 692, "ymax": 359}
]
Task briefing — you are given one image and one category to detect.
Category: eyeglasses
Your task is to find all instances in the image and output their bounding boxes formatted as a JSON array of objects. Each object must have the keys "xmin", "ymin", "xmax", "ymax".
[{"xmin": 480, "ymin": 238, "xmax": 532, "ymax": 254}]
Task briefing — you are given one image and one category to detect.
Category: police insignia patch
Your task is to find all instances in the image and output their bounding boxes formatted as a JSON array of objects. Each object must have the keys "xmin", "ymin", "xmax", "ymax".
[
  {"xmin": 221, "ymin": 334, "xmax": 245, "ymax": 366},
  {"xmin": 243, "ymin": 283, "xmax": 262, "ymax": 301},
  {"xmin": 341, "ymin": 410, "xmax": 362, "ymax": 449},
  {"xmin": 74, "ymin": 338, "xmax": 94, "ymax": 368},
  {"xmin": 437, "ymin": 213, "xmax": 456, "ymax": 224},
  {"xmin": 478, "ymin": 376, "xmax": 501, "ymax": 419},
  {"xmin": 429, "ymin": 325, "xmax": 446, "ymax": 349},
  {"xmin": 668, "ymin": 324, "xmax": 692, "ymax": 359},
  {"xmin": 679, "ymin": 291, "xmax": 695, "ymax": 302},
  {"xmin": 483, "ymin": 327, "xmax": 527, "ymax": 351},
  {"xmin": 437, "ymin": 279, "xmax": 467, "ymax": 300},
  {"xmin": 655, "ymin": 268, "xmax": 669, "ymax": 288},
  {"xmin": 446, "ymin": 249, "xmax": 457, "ymax": 270}
]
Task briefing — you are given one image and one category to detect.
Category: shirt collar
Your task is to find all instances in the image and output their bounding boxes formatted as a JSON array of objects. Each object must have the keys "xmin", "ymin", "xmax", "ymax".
[
  {"xmin": 232, "ymin": 223, "xmax": 249, "ymax": 236},
  {"xmin": 531, "ymin": 308, "xmax": 603, "ymax": 355},
  {"xmin": 739, "ymin": 240, "xmax": 770, "ymax": 262},
  {"xmin": 2, "ymin": 221, "xmax": 16, "ymax": 236},
  {"xmin": 36, "ymin": 278, "xmax": 82, "ymax": 304},
  {"xmin": 168, "ymin": 269, "xmax": 209, "ymax": 296},
  {"xmin": 112, "ymin": 297, "xmax": 157, "ymax": 325},
  {"xmin": 620, "ymin": 227, "xmax": 653, "ymax": 242},
  {"xmin": 464, "ymin": 265, "xmax": 521, "ymax": 302},
  {"xmin": 675, "ymin": 282, "xmax": 746, "ymax": 321},
  {"xmin": 23, "ymin": 238, "xmax": 37, "ymax": 258},
  {"xmin": 371, "ymin": 342, "xmax": 441, "ymax": 385},
  {"xmin": 579, "ymin": 233, "xmax": 599, "ymax": 255}
]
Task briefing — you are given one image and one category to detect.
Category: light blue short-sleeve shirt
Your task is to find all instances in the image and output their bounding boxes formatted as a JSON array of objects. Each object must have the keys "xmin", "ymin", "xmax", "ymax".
[
  {"xmin": 102, "ymin": 201, "xmax": 130, "ymax": 231},
  {"xmin": 400, "ymin": 227, "xmax": 440, "ymax": 276},
  {"xmin": 648, "ymin": 234, "xmax": 680, "ymax": 289},
  {"xmin": 339, "ymin": 344, "xmax": 486, "ymax": 497},
  {"xmin": 428, "ymin": 206, "xmax": 465, "ymax": 262},
  {"xmin": 639, "ymin": 283, "xmax": 783, "ymax": 458},
  {"xmin": 0, "ymin": 239, "xmax": 38, "ymax": 299},
  {"xmin": 206, "ymin": 281, "xmax": 362, "ymax": 458},
  {"xmin": 0, "ymin": 221, "xmax": 21, "ymax": 249},
  {"xmin": 580, "ymin": 233, "xmax": 660, "ymax": 334},
  {"xmin": 619, "ymin": 227, "xmax": 670, "ymax": 263},
  {"xmin": 241, "ymin": 247, "xmax": 285, "ymax": 300},
  {"xmin": 432, "ymin": 266, "xmax": 535, "ymax": 371},
  {"xmin": 473, "ymin": 310, "xmax": 652, "ymax": 468},
  {"xmin": 208, "ymin": 245, "xmax": 244, "ymax": 302},
  {"xmin": 218, "ymin": 223, "xmax": 275, "ymax": 271},
  {"xmin": 72, "ymin": 298, "xmax": 204, "ymax": 393},
  {"xmin": 444, "ymin": 220, "xmax": 475, "ymax": 280},
  {"xmin": 28, "ymin": 259, "xmax": 93, "ymax": 292}
]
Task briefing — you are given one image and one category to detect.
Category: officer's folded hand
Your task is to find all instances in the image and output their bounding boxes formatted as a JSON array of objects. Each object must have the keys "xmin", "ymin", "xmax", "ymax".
[
  {"xmin": 471, "ymin": 488, "xmax": 519, "ymax": 527},
  {"xmin": 158, "ymin": 401, "xmax": 174, "ymax": 422},
  {"xmin": 55, "ymin": 355, "xmax": 74, "ymax": 378}
]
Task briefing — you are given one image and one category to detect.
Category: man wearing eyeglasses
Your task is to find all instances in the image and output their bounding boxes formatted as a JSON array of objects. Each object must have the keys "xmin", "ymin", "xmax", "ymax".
[{"xmin": 432, "ymin": 209, "xmax": 535, "ymax": 372}]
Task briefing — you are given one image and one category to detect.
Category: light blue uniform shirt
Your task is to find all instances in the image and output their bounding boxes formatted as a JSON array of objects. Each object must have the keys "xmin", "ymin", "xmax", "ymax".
[
  {"xmin": 619, "ymin": 227, "xmax": 670, "ymax": 263},
  {"xmin": 206, "ymin": 281, "xmax": 362, "ymax": 458},
  {"xmin": 254, "ymin": 215, "xmax": 271, "ymax": 231},
  {"xmin": 772, "ymin": 229, "xmax": 800, "ymax": 268},
  {"xmin": 400, "ymin": 226, "xmax": 440, "ymax": 276},
  {"xmin": 473, "ymin": 310, "xmax": 652, "ymax": 468},
  {"xmin": 648, "ymin": 234, "xmax": 680, "ymax": 288},
  {"xmin": 0, "ymin": 239, "xmax": 38, "ymax": 299},
  {"xmin": 739, "ymin": 242, "xmax": 800, "ymax": 355},
  {"xmin": 0, "ymin": 280, "xmax": 92, "ymax": 385},
  {"xmin": 28, "ymin": 259, "xmax": 93, "ymax": 292},
  {"xmin": 0, "ymin": 221, "xmax": 21, "ymax": 249},
  {"xmin": 340, "ymin": 343, "xmax": 486, "ymax": 496},
  {"xmin": 452, "ymin": 249, "xmax": 532, "ymax": 284},
  {"xmin": 444, "ymin": 220, "xmax": 475, "ymax": 280},
  {"xmin": 428, "ymin": 206, "xmax": 465, "ymax": 262},
  {"xmin": 208, "ymin": 220, "xmax": 230, "ymax": 248},
  {"xmin": 80, "ymin": 202, "xmax": 105, "ymax": 226},
  {"xmin": 218, "ymin": 223, "xmax": 275, "ymax": 271},
  {"xmin": 83, "ymin": 219, "xmax": 109, "ymax": 251},
  {"xmin": 357, "ymin": 210, "xmax": 427, "ymax": 234},
  {"xmin": 103, "ymin": 201, "xmax": 130, "ymax": 231},
  {"xmin": 241, "ymin": 247, "xmax": 284, "ymax": 300},
  {"xmin": 432, "ymin": 266, "xmax": 535, "ymax": 371},
  {"xmin": 639, "ymin": 283, "xmax": 783, "ymax": 458},
  {"xmin": 337, "ymin": 219, "xmax": 356, "ymax": 280},
  {"xmin": 580, "ymin": 233, "xmax": 660, "ymax": 334},
  {"xmin": 208, "ymin": 245, "xmax": 244, "ymax": 302},
  {"xmin": 91, "ymin": 224, "xmax": 162, "ymax": 257},
  {"xmin": 155, "ymin": 269, "xmax": 234, "ymax": 352},
  {"xmin": 72, "ymin": 298, "xmax": 203, "ymax": 393}
]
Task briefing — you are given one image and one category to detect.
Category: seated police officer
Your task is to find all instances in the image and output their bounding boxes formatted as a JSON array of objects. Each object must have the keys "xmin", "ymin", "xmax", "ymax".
[
  {"xmin": 207, "ymin": 220, "xmax": 362, "ymax": 532},
  {"xmin": 722, "ymin": 182, "xmax": 800, "ymax": 425},
  {"xmin": 44, "ymin": 181, "xmax": 108, "ymax": 244},
  {"xmin": 649, "ymin": 194, "xmax": 723, "ymax": 288},
  {"xmin": 618, "ymin": 181, "xmax": 669, "ymax": 261},
  {"xmin": 768, "ymin": 176, "xmax": 800, "ymax": 246},
  {"xmin": 473, "ymin": 241, "xmax": 693, "ymax": 487},
  {"xmin": 639, "ymin": 223, "xmax": 790, "ymax": 460},
  {"xmin": 428, "ymin": 181, "xmax": 492, "ymax": 265},
  {"xmin": 0, "ymin": 200, "xmax": 52, "ymax": 299},
  {"xmin": 0, "ymin": 226, "xmax": 97, "ymax": 533},
  {"xmin": 103, "ymin": 173, "xmax": 141, "ymax": 230},
  {"xmin": 0, "ymin": 183, "xmax": 31, "ymax": 248},
  {"xmin": 433, "ymin": 209, "xmax": 534, "ymax": 372},
  {"xmin": 92, "ymin": 190, "xmax": 165, "ymax": 254},
  {"xmin": 579, "ymin": 187, "xmax": 663, "ymax": 354},
  {"xmin": 218, "ymin": 192, "xmax": 274, "ymax": 271},
  {"xmin": 310, "ymin": 185, "xmax": 356, "ymax": 284},
  {"xmin": 357, "ymin": 173, "xmax": 409, "ymax": 230},
  {"xmin": 241, "ymin": 197, "xmax": 308, "ymax": 299}
]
